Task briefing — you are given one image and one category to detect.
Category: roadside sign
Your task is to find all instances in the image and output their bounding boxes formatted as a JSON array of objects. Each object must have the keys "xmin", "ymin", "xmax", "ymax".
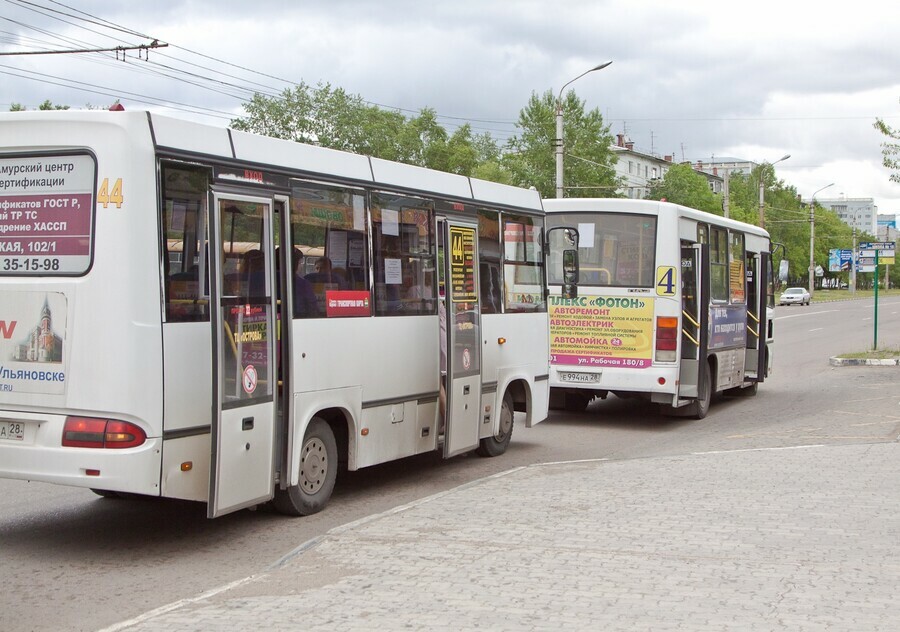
[
  {"xmin": 858, "ymin": 242, "xmax": 895, "ymax": 250},
  {"xmin": 828, "ymin": 249, "xmax": 852, "ymax": 271},
  {"xmin": 860, "ymin": 250, "xmax": 895, "ymax": 264}
]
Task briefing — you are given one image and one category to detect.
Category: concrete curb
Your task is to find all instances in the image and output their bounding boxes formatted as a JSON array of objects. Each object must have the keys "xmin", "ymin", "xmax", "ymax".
[{"xmin": 829, "ymin": 356, "xmax": 900, "ymax": 366}]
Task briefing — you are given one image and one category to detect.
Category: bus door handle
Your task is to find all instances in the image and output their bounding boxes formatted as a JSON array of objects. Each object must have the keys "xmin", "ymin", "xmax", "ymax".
[
  {"xmin": 463, "ymin": 385, "xmax": 470, "ymax": 395},
  {"xmin": 242, "ymin": 417, "xmax": 254, "ymax": 431}
]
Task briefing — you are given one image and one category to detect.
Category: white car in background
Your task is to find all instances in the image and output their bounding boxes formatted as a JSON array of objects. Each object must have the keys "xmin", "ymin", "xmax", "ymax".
[{"xmin": 779, "ymin": 287, "xmax": 811, "ymax": 306}]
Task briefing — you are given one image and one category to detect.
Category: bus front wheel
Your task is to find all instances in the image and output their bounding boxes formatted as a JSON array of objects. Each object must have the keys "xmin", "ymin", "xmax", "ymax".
[
  {"xmin": 273, "ymin": 417, "xmax": 338, "ymax": 517},
  {"xmin": 476, "ymin": 392, "xmax": 514, "ymax": 457}
]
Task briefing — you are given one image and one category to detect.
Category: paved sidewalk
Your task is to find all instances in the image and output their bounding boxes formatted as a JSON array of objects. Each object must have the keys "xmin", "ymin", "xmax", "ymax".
[{"xmin": 104, "ymin": 442, "xmax": 900, "ymax": 632}]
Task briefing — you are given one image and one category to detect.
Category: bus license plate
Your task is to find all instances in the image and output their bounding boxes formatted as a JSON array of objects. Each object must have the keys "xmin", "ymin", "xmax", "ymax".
[
  {"xmin": 558, "ymin": 372, "xmax": 601, "ymax": 384},
  {"xmin": 0, "ymin": 421, "xmax": 26, "ymax": 442}
]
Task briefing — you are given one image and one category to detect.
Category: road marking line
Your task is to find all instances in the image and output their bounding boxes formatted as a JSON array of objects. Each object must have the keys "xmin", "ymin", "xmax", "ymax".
[
  {"xmin": 95, "ymin": 575, "xmax": 260, "ymax": 632},
  {"xmin": 774, "ymin": 310, "xmax": 837, "ymax": 320}
]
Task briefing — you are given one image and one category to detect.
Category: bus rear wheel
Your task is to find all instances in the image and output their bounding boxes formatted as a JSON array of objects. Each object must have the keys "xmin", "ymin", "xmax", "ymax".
[
  {"xmin": 476, "ymin": 392, "xmax": 514, "ymax": 457},
  {"xmin": 91, "ymin": 489, "xmax": 121, "ymax": 499},
  {"xmin": 691, "ymin": 361, "xmax": 713, "ymax": 419},
  {"xmin": 564, "ymin": 392, "xmax": 592, "ymax": 412},
  {"xmin": 273, "ymin": 417, "xmax": 337, "ymax": 517}
]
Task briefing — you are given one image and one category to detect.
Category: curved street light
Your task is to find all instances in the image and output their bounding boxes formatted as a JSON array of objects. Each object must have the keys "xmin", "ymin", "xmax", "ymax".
[
  {"xmin": 808, "ymin": 182, "xmax": 835, "ymax": 297},
  {"xmin": 757, "ymin": 153, "xmax": 790, "ymax": 229},
  {"xmin": 555, "ymin": 61, "xmax": 612, "ymax": 198}
]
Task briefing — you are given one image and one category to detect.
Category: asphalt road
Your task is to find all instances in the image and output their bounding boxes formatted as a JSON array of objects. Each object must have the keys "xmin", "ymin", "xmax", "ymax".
[{"xmin": 1, "ymin": 297, "xmax": 899, "ymax": 632}]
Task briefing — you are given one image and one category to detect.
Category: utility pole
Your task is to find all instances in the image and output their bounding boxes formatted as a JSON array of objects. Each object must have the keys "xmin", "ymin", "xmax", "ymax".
[{"xmin": 722, "ymin": 167, "xmax": 730, "ymax": 218}]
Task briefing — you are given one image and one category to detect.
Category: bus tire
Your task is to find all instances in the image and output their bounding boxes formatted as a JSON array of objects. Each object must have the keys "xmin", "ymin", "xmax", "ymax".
[
  {"xmin": 476, "ymin": 392, "xmax": 514, "ymax": 457},
  {"xmin": 564, "ymin": 392, "xmax": 592, "ymax": 412},
  {"xmin": 273, "ymin": 417, "xmax": 337, "ymax": 517},
  {"xmin": 90, "ymin": 489, "xmax": 121, "ymax": 499},
  {"xmin": 691, "ymin": 361, "xmax": 713, "ymax": 420}
]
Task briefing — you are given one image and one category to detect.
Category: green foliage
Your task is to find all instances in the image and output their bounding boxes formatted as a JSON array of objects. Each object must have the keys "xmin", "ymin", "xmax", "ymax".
[
  {"xmin": 231, "ymin": 84, "xmax": 501, "ymax": 178},
  {"xmin": 503, "ymin": 90, "xmax": 618, "ymax": 198},
  {"xmin": 647, "ymin": 163, "xmax": 721, "ymax": 214},
  {"xmin": 9, "ymin": 100, "xmax": 69, "ymax": 111},
  {"xmin": 874, "ymin": 116, "xmax": 900, "ymax": 183}
]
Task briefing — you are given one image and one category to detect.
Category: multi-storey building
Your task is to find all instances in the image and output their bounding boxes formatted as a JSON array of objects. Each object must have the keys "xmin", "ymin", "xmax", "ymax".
[
  {"xmin": 807, "ymin": 197, "xmax": 878, "ymax": 235},
  {"xmin": 610, "ymin": 135, "xmax": 722, "ymax": 199}
]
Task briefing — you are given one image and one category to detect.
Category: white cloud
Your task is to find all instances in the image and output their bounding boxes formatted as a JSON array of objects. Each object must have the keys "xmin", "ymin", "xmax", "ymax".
[{"xmin": 1, "ymin": 0, "xmax": 899, "ymax": 210}]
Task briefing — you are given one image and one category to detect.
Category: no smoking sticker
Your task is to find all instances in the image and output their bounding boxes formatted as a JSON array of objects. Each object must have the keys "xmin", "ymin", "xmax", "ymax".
[{"xmin": 242, "ymin": 365, "xmax": 258, "ymax": 394}]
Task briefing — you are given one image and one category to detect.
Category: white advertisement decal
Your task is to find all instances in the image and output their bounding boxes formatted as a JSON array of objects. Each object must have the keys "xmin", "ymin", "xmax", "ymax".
[{"xmin": 0, "ymin": 291, "xmax": 68, "ymax": 395}]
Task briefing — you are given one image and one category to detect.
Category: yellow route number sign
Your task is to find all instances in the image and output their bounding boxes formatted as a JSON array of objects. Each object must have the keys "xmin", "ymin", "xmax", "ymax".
[{"xmin": 656, "ymin": 266, "xmax": 676, "ymax": 296}]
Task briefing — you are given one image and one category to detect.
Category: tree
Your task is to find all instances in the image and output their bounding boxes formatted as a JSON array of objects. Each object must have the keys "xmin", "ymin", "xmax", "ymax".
[
  {"xmin": 9, "ymin": 100, "xmax": 69, "ymax": 111},
  {"xmin": 647, "ymin": 163, "xmax": 721, "ymax": 214},
  {"xmin": 874, "ymin": 115, "xmax": 900, "ymax": 183},
  {"xmin": 504, "ymin": 90, "xmax": 618, "ymax": 198},
  {"xmin": 231, "ymin": 84, "xmax": 493, "ymax": 176}
]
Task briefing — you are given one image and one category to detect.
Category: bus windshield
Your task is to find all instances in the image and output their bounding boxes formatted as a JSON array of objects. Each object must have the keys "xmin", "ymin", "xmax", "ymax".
[{"xmin": 547, "ymin": 212, "xmax": 657, "ymax": 287}]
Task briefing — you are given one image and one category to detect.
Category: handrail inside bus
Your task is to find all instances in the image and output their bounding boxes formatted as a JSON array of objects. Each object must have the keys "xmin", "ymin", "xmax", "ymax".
[
  {"xmin": 681, "ymin": 310, "xmax": 700, "ymax": 328},
  {"xmin": 681, "ymin": 328, "xmax": 699, "ymax": 347}
]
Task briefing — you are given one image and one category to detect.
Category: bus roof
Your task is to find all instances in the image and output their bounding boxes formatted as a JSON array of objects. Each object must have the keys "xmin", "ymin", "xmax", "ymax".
[{"xmin": 0, "ymin": 110, "xmax": 543, "ymax": 213}]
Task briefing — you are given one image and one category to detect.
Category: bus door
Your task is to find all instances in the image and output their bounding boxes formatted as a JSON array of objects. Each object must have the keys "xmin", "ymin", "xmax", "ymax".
[
  {"xmin": 208, "ymin": 192, "xmax": 277, "ymax": 518},
  {"xmin": 439, "ymin": 219, "xmax": 482, "ymax": 457},
  {"xmin": 678, "ymin": 243, "xmax": 709, "ymax": 398},
  {"xmin": 744, "ymin": 251, "xmax": 769, "ymax": 382}
]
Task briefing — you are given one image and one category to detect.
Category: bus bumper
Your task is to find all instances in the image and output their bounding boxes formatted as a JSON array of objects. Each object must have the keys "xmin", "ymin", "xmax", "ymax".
[{"xmin": 0, "ymin": 410, "xmax": 162, "ymax": 496}]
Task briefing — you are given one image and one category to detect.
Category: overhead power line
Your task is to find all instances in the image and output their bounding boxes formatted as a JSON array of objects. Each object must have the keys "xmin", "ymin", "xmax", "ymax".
[{"xmin": 0, "ymin": 39, "xmax": 165, "ymax": 57}]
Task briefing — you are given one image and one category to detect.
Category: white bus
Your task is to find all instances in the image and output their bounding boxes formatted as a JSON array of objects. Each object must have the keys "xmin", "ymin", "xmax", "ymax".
[
  {"xmin": 0, "ymin": 110, "xmax": 554, "ymax": 518},
  {"xmin": 545, "ymin": 198, "xmax": 773, "ymax": 418}
]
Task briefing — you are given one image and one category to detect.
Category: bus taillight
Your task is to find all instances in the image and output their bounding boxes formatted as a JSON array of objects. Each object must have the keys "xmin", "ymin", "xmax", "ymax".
[
  {"xmin": 63, "ymin": 417, "xmax": 147, "ymax": 449},
  {"xmin": 655, "ymin": 317, "xmax": 678, "ymax": 362}
]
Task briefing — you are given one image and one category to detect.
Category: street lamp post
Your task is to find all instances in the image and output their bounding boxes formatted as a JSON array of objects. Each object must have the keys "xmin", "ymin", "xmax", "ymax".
[
  {"xmin": 808, "ymin": 183, "xmax": 835, "ymax": 298},
  {"xmin": 757, "ymin": 154, "xmax": 790, "ymax": 229},
  {"xmin": 555, "ymin": 61, "xmax": 612, "ymax": 199}
]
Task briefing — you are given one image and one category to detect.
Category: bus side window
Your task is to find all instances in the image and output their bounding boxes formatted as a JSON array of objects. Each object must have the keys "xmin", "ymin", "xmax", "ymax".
[
  {"xmin": 710, "ymin": 226, "xmax": 729, "ymax": 301},
  {"xmin": 289, "ymin": 181, "xmax": 369, "ymax": 318},
  {"xmin": 161, "ymin": 164, "xmax": 211, "ymax": 323},
  {"xmin": 371, "ymin": 193, "xmax": 435, "ymax": 317},
  {"xmin": 502, "ymin": 214, "xmax": 545, "ymax": 313},
  {"xmin": 478, "ymin": 210, "xmax": 502, "ymax": 314}
]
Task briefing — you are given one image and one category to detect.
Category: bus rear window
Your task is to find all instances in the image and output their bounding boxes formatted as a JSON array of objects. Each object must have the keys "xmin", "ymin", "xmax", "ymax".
[
  {"xmin": 548, "ymin": 213, "xmax": 656, "ymax": 287},
  {"xmin": 0, "ymin": 153, "xmax": 95, "ymax": 276}
]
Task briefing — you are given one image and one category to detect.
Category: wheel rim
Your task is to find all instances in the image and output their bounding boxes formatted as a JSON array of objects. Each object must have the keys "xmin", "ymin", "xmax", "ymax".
[{"xmin": 300, "ymin": 437, "xmax": 328, "ymax": 495}]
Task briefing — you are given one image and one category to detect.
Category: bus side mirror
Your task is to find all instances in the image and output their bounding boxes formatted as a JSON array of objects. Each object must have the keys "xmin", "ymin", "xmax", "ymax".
[{"xmin": 562, "ymin": 248, "xmax": 578, "ymax": 299}]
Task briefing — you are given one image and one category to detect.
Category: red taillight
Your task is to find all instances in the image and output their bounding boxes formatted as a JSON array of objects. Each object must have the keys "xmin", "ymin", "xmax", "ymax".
[
  {"xmin": 63, "ymin": 417, "xmax": 146, "ymax": 449},
  {"xmin": 104, "ymin": 420, "xmax": 147, "ymax": 449},
  {"xmin": 656, "ymin": 317, "xmax": 678, "ymax": 351}
]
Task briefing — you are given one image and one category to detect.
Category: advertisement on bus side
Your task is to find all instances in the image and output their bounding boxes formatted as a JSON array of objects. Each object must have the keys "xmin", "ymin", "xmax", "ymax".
[
  {"xmin": 0, "ymin": 153, "xmax": 95, "ymax": 276},
  {"xmin": 0, "ymin": 291, "xmax": 68, "ymax": 395},
  {"xmin": 708, "ymin": 304, "xmax": 747, "ymax": 349},
  {"xmin": 549, "ymin": 295, "xmax": 654, "ymax": 368}
]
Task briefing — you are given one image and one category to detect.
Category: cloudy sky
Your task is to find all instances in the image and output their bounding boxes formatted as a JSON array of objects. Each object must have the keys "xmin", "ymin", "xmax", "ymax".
[{"xmin": 2, "ymin": 0, "xmax": 899, "ymax": 212}]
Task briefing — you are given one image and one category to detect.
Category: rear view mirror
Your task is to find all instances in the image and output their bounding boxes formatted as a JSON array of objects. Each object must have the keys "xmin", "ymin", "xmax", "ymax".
[{"xmin": 562, "ymin": 248, "xmax": 578, "ymax": 299}]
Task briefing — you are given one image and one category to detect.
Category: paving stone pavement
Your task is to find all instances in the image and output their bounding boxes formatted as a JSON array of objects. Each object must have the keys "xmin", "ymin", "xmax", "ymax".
[{"xmin": 103, "ymin": 442, "xmax": 900, "ymax": 632}]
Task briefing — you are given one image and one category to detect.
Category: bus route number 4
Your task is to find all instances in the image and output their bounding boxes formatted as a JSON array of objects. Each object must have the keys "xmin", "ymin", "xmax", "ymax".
[{"xmin": 656, "ymin": 266, "xmax": 676, "ymax": 296}]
